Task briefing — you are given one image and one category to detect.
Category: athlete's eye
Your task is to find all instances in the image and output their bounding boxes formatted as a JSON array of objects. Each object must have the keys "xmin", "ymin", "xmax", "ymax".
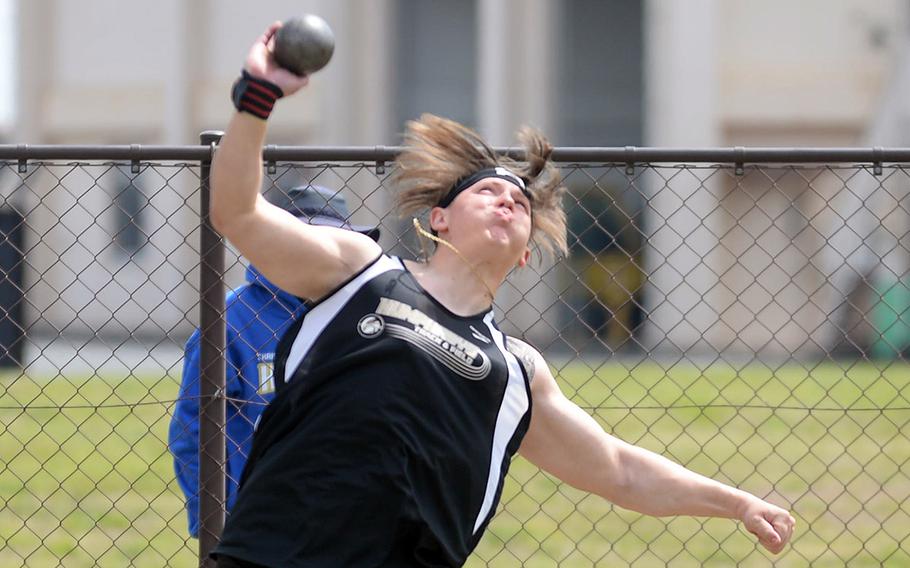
[{"xmin": 511, "ymin": 192, "xmax": 530, "ymax": 211}]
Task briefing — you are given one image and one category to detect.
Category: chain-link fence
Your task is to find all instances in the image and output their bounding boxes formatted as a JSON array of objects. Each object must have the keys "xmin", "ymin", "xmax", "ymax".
[{"xmin": 0, "ymin": 144, "xmax": 908, "ymax": 567}]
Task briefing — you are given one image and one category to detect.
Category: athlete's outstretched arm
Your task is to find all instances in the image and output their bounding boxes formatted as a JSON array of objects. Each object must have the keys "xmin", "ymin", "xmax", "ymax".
[
  {"xmin": 516, "ymin": 347, "xmax": 795, "ymax": 554},
  {"xmin": 211, "ymin": 23, "xmax": 380, "ymax": 301}
]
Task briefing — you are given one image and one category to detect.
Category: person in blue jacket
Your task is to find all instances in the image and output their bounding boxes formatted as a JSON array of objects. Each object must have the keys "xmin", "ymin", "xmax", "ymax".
[{"xmin": 168, "ymin": 185, "xmax": 379, "ymax": 538}]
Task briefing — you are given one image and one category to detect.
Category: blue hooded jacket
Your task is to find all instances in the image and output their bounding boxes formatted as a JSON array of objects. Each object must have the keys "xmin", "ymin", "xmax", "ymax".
[{"xmin": 168, "ymin": 265, "xmax": 307, "ymax": 538}]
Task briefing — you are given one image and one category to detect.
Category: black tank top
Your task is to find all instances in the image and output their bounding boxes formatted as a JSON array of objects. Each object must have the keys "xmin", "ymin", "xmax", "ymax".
[{"xmin": 214, "ymin": 254, "xmax": 532, "ymax": 567}]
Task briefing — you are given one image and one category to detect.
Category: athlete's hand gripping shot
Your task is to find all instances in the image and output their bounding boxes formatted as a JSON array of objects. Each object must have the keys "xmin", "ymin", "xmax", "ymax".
[{"xmin": 209, "ymin": 21, "xmax": 795, "ymax": 568}]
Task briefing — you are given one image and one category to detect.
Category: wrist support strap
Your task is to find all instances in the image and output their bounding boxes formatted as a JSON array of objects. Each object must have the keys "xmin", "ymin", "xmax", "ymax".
[{"xmin": 231, "ymin": 70, "xmax": 284, "ymax": 120}]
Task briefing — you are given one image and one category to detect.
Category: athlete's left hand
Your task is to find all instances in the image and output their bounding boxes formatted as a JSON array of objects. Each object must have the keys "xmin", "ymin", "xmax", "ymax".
[{"xmin": 740, "ymin": 497, "xmax": 795, "ymax": 554}]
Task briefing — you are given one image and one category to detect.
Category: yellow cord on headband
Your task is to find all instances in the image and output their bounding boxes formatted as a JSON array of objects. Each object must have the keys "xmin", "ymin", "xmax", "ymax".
[{"xmin": 412, "ymin": 218, "xmax": 496, "ymax": 302}]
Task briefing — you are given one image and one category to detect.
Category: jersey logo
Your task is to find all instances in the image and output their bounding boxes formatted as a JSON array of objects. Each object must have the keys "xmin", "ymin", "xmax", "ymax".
[
  {"xmin": 359, "ymin": 297, "xmax": 492, "ymax": 380},
  {"xmin": 358, "ymin": 314, "xmax": 385, "ymax": 338},
  {"xmin": 470, "ymin": 325, "xmax": 491, "ymax": 343}
]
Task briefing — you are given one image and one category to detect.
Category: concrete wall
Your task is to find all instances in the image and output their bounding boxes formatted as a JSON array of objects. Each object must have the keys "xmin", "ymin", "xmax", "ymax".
[
  {"xmin": 641, "ymin": 0, "xmax": 906, "ymax": 355},
  {"xmin": 9, "ymin": 0, "xmax": 907, "ymax": 352}
]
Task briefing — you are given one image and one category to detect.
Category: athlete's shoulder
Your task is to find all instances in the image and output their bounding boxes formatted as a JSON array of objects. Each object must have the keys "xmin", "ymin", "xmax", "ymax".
[
  {"xmin": 367, "ymin": 253, "xmax": 404, "ymax": 275},
  {"xmin": 505, "ymin": 336, "xmax": 539, "ymax": 381}
]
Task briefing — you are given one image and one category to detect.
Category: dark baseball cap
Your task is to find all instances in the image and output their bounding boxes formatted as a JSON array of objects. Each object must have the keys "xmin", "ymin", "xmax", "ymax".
[{"xmin": 269, "ymin": 185, "xmax": 380, "ymax": 242}]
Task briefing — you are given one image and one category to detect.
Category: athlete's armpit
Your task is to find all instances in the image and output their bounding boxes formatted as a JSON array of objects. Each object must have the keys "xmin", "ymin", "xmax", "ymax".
[{"xmin": 505, "ymin": 336, "xmax": 537, "ymax": 381}]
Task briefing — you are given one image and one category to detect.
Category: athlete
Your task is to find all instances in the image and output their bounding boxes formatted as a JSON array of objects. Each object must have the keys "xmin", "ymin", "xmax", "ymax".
[{"xmin": 209, "ymin": 22, "xmax": 795, "ymax": 568}]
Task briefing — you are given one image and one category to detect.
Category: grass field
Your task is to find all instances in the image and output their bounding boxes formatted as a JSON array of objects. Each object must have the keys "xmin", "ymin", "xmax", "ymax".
[{"xmin": 1, "ymin": 359, "xmax": 909, "ymax": 567}]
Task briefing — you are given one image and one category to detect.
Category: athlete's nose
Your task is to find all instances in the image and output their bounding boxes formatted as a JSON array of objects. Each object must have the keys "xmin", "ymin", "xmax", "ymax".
[{"xmin": 496, "ymin": 189, "xmax": 515, "ymax": 210}]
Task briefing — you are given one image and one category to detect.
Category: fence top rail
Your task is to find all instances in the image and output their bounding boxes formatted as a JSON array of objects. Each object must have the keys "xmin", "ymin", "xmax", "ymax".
[{"xmin": 4, "ymin": 144, "xmax": 910, "ymax": 164}]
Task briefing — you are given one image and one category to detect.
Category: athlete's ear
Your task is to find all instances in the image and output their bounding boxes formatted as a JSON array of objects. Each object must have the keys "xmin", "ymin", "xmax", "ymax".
[
  {"xmin": 516, "ymin": 247, "xmax": 531, "ymax": 268},
  {"xmin": 429, "ymin": 206, "xmax": 448, "ymax": 234}
]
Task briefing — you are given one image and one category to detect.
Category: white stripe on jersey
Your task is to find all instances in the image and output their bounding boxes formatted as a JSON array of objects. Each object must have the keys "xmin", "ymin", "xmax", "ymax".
[
  {"xmin": 283, "ymin": 255, "xmax": 400, "ymax": 384},
  {"xmin": 473, "ymin": 312, "xmax": 530, "ymax": 534}
]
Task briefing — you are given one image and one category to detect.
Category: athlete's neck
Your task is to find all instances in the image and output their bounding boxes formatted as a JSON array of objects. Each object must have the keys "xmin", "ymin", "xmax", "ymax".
[{"xmin": 405, "ymin": 252, "xmax": 505, "ymax": 316}]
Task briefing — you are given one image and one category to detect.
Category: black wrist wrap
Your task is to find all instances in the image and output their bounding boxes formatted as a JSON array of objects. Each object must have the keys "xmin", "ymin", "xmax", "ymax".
[{"xmin": 231, "ymin": 70, "xmax": 284, "ymax": 120}]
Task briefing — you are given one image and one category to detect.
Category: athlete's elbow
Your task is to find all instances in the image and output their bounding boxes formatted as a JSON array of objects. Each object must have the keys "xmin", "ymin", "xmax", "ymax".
[
  {"xmin": 209, "ymin": 196, "xmax": 247, "ymax": 239},
  {"xmin": 208, "ymin": 176, "xmax": 254, "ymax": 237},
  {"xmin": 209, "ymin": 205, "xmax": 236, "ymax": 238},
  {"xmin": 593, "ymin": 445, "xmax": 636, "ymax": 504}
]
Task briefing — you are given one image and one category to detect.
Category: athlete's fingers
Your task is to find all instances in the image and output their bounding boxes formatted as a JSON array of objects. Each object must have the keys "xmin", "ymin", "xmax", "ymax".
[
  {"xmin": 262, "ymin": 21, "xmax": 282, "ymax": 44},
  {"xmin": 744, "ymin": 512, "xmax": 786, "ymax": 554},
  {"xmin": 739, "ymin": 497, "xmax": 795, "ymax": 555},
  {"xmin": 771, "ymin": 513, "xmax": 795, "ymax": 547}
]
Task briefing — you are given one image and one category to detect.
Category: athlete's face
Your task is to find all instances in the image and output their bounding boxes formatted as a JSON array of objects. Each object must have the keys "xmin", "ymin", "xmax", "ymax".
[{"xmin": 430, "ymin": 177, "xmax": 532, "ymax": 268}]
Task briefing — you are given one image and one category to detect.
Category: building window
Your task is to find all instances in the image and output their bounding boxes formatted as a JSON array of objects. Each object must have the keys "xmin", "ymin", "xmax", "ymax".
[
  {"xmin": 556, "ymin": 0, "xmax": 643, "ymax": 146},
  {"xmin": 557, "ymin": 0, "xmax": 645, "ymax": 350},
  {"xmin": 112, "ymin": 170, "xmax": 146, "ymax": 256},
  {"xmin": 394, "ymin": 0, "xmax": 477, "ymax": 127}
]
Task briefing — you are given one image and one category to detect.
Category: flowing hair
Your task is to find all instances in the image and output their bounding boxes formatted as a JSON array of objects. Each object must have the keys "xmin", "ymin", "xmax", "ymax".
[{"xmin": 393, "ymin": 114, "xmax": 567, "ymax": 260}]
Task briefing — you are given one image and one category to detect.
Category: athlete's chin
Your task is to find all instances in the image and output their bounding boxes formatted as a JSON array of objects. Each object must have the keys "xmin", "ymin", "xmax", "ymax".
[
  {"xmin": 483, "ymin": 229, "xmax": 528, "ymax": 259},
  {"xmin": 486, "ymin": 227, "xmax": 518, "ymax": 247}
]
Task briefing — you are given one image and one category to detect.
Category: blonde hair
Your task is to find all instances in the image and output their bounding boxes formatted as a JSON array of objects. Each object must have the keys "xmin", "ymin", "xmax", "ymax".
[{"xmin": 393, "ymin": 114, "xmax": 567, "ymax": 260}]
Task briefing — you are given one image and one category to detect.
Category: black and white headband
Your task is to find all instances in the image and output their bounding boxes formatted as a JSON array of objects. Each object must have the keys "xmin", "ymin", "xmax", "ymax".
[{"xmin": 436, "ymin": 166, "xmax": 531, "ymax": 208}]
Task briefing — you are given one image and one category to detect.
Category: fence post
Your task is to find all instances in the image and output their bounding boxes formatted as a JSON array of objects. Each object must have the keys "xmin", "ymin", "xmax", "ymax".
[{"xmin": 198, "ymin": 130, "xmax": 225, "ymax": 567}]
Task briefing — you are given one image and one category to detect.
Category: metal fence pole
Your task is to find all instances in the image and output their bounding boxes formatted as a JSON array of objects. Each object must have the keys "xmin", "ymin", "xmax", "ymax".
[{"xmin": 198, "ymin": 130, "xmax": 225, "ymax": 567}]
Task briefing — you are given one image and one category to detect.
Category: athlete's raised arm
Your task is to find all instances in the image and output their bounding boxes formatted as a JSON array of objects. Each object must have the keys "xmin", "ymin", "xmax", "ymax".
[
  {"xmin": 210, "ymin": 22, "xmax": 380, "ymax": 301},
  {"xmin": 516, "ymin": 345, "xmax": 795, "ymax": 554}
]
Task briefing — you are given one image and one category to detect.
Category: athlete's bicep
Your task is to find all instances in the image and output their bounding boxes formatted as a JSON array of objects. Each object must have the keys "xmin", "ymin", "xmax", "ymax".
[
  {"xmin": 519, "ymin": 354, "xmax": 624, "ymax": 494},
  {"xmin": 219, "ymin": 197, "xmax": 382, "ymax": 301}
]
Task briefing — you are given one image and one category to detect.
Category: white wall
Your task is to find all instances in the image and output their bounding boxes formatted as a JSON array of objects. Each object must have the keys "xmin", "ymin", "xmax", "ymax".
[
  {"xmin": 10, "ymin": 0, "xmax": 908, "ymax": 351},
  {"xmin": 0, "ymin": 0, "xmax": 15, "ymax": 135},
  {"xmin": 641, "ymin": 0, "xmax": 906, "ymax": 355}
]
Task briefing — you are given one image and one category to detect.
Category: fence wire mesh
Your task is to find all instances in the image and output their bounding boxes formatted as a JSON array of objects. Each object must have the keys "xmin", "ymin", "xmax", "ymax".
[{"xmin": 0, "ymin": 154, "xmax": 908, "ymax": 567}]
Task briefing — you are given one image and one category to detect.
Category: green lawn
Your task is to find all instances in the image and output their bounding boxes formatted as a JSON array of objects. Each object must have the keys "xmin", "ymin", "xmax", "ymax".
[{"xmin": 2, "ymin": 359, "xmax": 909, "ymax": 567}]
